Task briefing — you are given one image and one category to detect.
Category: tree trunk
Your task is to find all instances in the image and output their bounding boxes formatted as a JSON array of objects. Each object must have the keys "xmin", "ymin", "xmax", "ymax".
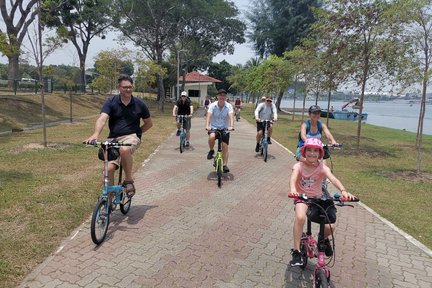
[
  {"xmin": 356, "ymin": 78, "xmax": 367, "ymax": 150},
  {"xmin": 326, "ymin": 88, "xmax": 332, "ymax": 128},
  {"xmin": 79, "ymin": 56, "xmax": 86, "ymax": 93},
  {"xmin": 69, "ymin": 89, "xmax": 73, "ymax": 123},
  {"xmin": 301, "ymin": 86, "xmax": 307, "ymax": 122},
  {"xmin": 7, "ymin": 55, "xmax": 19, "ymax": 88},
  {"xmin": 276, "ymin": 90, "xmax": 283, "ymax": 111},
  {"xmin": 292, "ymin": 75, "xmax": 298, "ymax": 121},
  {"xmin": 157, "ymin": 74, "xmax": 165, "ymax": 111},
  {"xmin": 416, "ymin": 75, "xmax": 427, "ymax": 174}
]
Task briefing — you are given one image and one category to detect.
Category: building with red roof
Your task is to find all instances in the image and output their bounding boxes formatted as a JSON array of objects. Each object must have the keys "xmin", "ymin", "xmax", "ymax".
[{"xmin": 174, "ymin": 71, "xmax": 221, "ymax": 104}]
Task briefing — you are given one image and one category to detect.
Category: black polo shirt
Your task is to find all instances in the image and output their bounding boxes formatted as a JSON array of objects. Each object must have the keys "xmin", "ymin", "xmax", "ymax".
[
  {"xmin": 101, "ymin": 95, "xmax": 150, "ymax": 139},
  {"xmin": 175, "ymin": 98, "xmax": 192, "ymax": 115}
]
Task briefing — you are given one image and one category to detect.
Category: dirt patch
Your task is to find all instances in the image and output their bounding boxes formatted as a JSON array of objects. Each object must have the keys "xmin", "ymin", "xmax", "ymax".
[
  {"xmin": 9, "ymin": 142, "xmax": 71, "ymax": 154},
  {"xmin": 378, "ymin": 170, "xmax": 432, "ymax": 183},
  {"xmin": 344, "ymin": 147, "xmax": 395, "ymax": 158}
]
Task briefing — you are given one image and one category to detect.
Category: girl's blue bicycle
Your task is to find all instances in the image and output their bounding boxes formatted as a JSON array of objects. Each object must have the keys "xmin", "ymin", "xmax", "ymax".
[{"xmin": 85, "ymin": 140, "xmax": 132, "ymax": 245}]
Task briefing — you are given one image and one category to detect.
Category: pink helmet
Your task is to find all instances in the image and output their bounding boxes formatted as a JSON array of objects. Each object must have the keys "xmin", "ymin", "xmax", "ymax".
[{"xmin": 301, "ymin": 138, "xmax": 324, "ymax": 158}]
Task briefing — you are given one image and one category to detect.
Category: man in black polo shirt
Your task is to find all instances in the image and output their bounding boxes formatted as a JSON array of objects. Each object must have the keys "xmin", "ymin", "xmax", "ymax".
[
  {"xmin": 172, "ymin": 91, "xmax": 194, "ymax": 147},
  {"xmin": 85, "ymin": 74, "xmax": 153, "ymax": 197}
]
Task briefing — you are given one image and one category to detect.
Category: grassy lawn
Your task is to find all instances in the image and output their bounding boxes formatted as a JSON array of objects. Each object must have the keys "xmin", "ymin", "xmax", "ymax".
[
  {"xmin": 242, "ymin": 104, "xmax": 432, "ymax": 250},
  {"xmin": 0, "ymin": 93, "xmax": 176, "ymax": 287}
]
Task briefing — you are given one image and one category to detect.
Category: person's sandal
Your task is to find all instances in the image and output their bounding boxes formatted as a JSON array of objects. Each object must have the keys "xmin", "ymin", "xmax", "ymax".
[{"xmin": 122, "ymin": 180, "xmax": 136, "ymax": 198}]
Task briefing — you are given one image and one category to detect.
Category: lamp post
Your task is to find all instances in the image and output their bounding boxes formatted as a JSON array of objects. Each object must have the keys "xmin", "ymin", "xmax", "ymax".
[{"xmin": 176, "ymin": 49, "xmax": 187, "ymax": 100}]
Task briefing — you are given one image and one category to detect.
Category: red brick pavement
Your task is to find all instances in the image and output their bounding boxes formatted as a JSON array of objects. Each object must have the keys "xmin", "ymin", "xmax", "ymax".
[{"xmin": 20, "ymin": 110, "xmax": 432, "ymax": 287}]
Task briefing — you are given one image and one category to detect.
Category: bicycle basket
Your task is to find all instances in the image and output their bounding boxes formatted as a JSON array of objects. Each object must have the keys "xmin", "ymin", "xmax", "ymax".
[
  {"xmin": 98, "ymin": 139, "xmax": 120, "ymax": 161},
  {"xmin": 307, "ymin": 199, "xmax": 337, "ymax": 224}
]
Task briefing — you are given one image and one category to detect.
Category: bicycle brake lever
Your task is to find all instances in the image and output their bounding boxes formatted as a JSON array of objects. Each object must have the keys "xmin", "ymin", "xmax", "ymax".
[{"xmin": 336, "ymin": 202, "xmax": 354, "ymax": 208}]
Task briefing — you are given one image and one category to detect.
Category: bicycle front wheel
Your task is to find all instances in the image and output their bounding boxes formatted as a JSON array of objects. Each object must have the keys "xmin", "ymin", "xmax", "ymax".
[
  {"xmin": 90, "ymin": 197, "xmax": 110, "ymax": 245},
  {"xmin": 216, "ymin": 158, "xmax": 223, "ymax": 188},
  {"xmin": 315, "ymin": 269, "xmax": 329, "ymax": 288},
  {"xmin": 179, "ymin": 134, "xmax": 185, "ymax": 153}
]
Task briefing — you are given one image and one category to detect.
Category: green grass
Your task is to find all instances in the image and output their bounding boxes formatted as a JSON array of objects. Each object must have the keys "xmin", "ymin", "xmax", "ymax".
[
  {"xmin": 243, "ymin": 104, "xmax": 432, "ymax": 249},
  {"xmin": 0, "ymin": 93, "xmax": 176, "ymax": 288}
]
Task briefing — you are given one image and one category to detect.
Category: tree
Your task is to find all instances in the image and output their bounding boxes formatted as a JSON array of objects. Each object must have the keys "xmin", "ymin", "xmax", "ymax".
[
  {"xmin": 259, "ymin": 55, "xmax": 296, "ymax": 110},
  {"xmin": 315, "ymin": 0, "xmax": 403, "ymax": 149},
  {"xmin": 114, "ymin": 0, "xmax": 246, "ymax": 111},
  {"xmin": 308, "ymin": 19, "xmax": 351, "ymax": 127},
  {"xmin": 43, "ymin": 0, "xmax": 115, "ymax": 92},
  {"xmin": 208, "ymin": 60, "xmax": 233, "ymax": 91},
  {"xmin": 134, "ymin": 56, "xmax": 167, "ymax": 93},
  {"xmin": 247, "ymin": 0, "xmax": 322, "ymax": 57},
  {"xmin": 0, "ymin": 0, "xmax": 39, "ymax": 86},
  {"xmin": 395, "ymin": 0, "xmax": 432, "ymax": 173},
  {"xmin": 92, "ymin": 49, "xmax": 132, "ymax": 93},
  {"xmin": 25, "ymin": 1, "xmax": 64, "ymax": 147}
]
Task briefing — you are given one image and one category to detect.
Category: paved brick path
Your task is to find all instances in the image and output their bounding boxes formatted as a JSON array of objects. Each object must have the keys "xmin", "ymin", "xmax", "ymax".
[{"xmin": 20, "ymin": 111, "xmax": 432, "ymax": 287}]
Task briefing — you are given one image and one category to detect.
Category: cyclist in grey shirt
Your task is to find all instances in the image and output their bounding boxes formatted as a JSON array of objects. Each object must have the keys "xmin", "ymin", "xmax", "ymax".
[{"xmin": 254, "ymin": 96, "xmax": 277, "ymax": 152}]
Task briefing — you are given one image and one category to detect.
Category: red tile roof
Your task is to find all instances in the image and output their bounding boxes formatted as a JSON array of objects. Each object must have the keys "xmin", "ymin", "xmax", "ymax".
[{"xmin": 179, "ymin": 71, "xmax": 221, "ymax": 83}]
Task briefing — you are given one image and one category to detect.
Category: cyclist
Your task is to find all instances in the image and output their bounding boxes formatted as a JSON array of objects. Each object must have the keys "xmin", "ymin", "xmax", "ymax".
[
  {"xmin": 254, "ymin": 96, "xmax": 277, "ymax": 152},
  {"xmin": 173, "ymin": 91, "xmax": 194, "ymax": 147},
  {"xmin": 206, "ymin": 89, "xmax": 234, "ymax": 173},
  {"xmin": 296, "ymin": 105, "xmax": 338, "ymax": 162},
  {"xmin": 85, "ymin": 74, "xmax": 153, "ymax": 197},
  {"xmin": 234, "ymin": 97, "xmax": 242, "ymax": 119},
  {"xmin": 288, "ymin": 138, "xmax": 355, "ymax": 267},
  {"xmin": 203, "ymin": 95, "xmax": 211, "ymax": 117}
]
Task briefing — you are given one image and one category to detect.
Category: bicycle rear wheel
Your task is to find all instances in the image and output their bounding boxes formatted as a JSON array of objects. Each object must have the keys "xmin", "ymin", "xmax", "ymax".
[
  {"xmin": 216, "ymin": 158, "xmax": 222, "ymax": 188},
  {"xmin": 315, "ymin": 269, "xmax": 329, "ymax": 288},
  {"xmin": 90, "ymin": 197, "xmax": 110, "ymax": 245},
  {"xmin": 120, "ymin": 191, "xmax": 132, "ymax": 214}
]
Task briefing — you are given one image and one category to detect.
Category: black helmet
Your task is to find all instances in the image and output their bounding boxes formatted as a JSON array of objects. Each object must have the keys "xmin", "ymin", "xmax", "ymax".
[{"xmin": 309, "ymin": 105, "xmax": 321, "ymax": 113}]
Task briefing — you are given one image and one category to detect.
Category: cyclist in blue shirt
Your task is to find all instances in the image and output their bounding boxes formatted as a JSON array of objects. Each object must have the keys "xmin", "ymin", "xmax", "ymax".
[
  {"xmin": 85, "ymin": 74, "xmax": 153, "ymax": 197},
  {"xmin": 296, "ymin": 105, "xmax": 338, "ymax": 162},
  {"xmin": 205, "ymin": 89, "xmax": 234, "ymax": 173}
]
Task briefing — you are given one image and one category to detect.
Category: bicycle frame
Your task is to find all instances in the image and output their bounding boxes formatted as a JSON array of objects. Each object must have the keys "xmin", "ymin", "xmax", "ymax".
[
  {"xmin": 177, "ymin": 115, "xmax": 187, "ymax": 153},
  {"xmin": 100, "ymin": 142, "xmax": 128, "ymax": 205},
  {"xmin": 302, "ymin": 214, "xmax": 330, "ymax": 284}
]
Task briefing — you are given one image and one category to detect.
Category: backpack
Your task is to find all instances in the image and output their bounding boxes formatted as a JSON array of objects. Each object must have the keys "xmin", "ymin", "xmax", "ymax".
[{"xmin": 297, "ymin": 120, "xmax": 322, "ymax": 148}]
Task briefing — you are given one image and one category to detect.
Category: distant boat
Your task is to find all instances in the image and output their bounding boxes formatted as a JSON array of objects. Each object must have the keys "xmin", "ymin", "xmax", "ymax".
[
  {"xmin": 333, "ymin": 110, "xmax": 368, "ymax": 121},
  {"xmin": 320, "ymin": 109, "xmax": 334, "ymax": 119},
  {"xmin": 333, "ymin": 98, "xmax": 368, "ymax": 121}
]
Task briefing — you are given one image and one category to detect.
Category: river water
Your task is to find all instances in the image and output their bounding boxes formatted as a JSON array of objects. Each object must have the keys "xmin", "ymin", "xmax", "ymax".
[{"xmin": 280, "ymin": 99, "xmax": 432, "ymax": 135}]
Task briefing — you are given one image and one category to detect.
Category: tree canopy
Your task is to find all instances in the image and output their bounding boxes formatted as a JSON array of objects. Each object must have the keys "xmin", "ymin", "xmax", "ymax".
[{"xmin": 247, "ymin": 0, "xmax": 322, "ymax": 57}]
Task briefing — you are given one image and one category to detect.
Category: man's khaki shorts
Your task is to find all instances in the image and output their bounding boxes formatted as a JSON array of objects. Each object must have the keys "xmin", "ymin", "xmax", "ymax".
[{"xmin": 108, "ymin": 133, "xmax": 141, "ymax": 167}]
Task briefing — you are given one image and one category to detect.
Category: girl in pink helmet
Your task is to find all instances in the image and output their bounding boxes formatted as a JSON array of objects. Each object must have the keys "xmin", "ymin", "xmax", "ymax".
[{"xmin": 288, "ymin": 138, "xmax": 355, "ymax": 267}]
